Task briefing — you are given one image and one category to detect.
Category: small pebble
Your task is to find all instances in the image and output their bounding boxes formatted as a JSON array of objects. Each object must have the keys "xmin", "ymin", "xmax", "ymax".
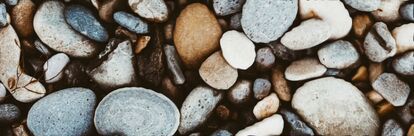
[
  {"xmin": 381, "ymin": 119, "xmax": 404, "ymax": 136},
  {"xmin": 253, "ymin": 93, "xmax": 279, "ymax": 120},
  {"xmin": 372, "ymin": 73, "xmax": 410, "ymax": 106},
  {"xmin": 352, "ymin": 66, "xmax": 369, "ymax": 82},
  {"xmin": 229, "ymin": 13, "xmax": 242, "ymax": 30},
  {"xmin": 366, "ymin": 90, "xmax": 384, "ymax": 105},
  {"xmin": 199, "ymin": 51, "xmax": 238, "ymax": 90},
  {"xmin": 400, "ymin": 3, "xmax": 414, "ymax": 22},
  {"xmin": 285, "ymin": 57, "xmax": 327, "ymax": 81},
  {"xmin": 34, "ymin": 39, "xmax": 53, "ymax": 57},
  {"xmin": 272, "ymin": 66, "xmax": 291, "ymax": 101},
  {"xmin": 113, "ymin": 11, "xmax": 149, "ymax": 34},
  {"xmin": 368, "ymin": 62, "xmax": 384, "ymax": 83},
  {"xmin": 255, "ymin": 47, "xmax": 275, "ymax": 72},
  {"xmin": 128, "ymin": 0, "xmax": 169, "ymax": 22},
  {"xmin": 352, "ymin": 14, "xmax": 374, "ymax": 38},
  {"xmin": 0, "ymin": 3, "xmax": 8, "ymax": 27},
  {"xmin": 213, "ymin": 0, "xmax": 245, "ymax": 16},
  {"xmin": 43, "ymin": 53, "xmax": 70, "ymax": 83},
  {"xmin": 0, "ymin": 104, "xmax": 21, "ymax": 124},
  {"xmin": 253, "ymin": 78, "xmax": 271, "ymax": 100},
  {"xmin": 227, "ymin": 80, "xmax": 252, "ymax": 105},
  {"xmin": 318, "ymin": 40, "xmax": 359, "ymax": 69},
  {"xmin": 377, "ymin": 101, "xmax": 395, "ymax": 117},
  {"xmin": 236, "ymin": 114, "xmax": 284, "ymax": 136},
  {"xmin": 279, "ymin": 109, "xmax": 315, "ymax": 136},
  {"xmin": 215, "ymin": 105, "xmax": 231, "ymax": 120},
  {"xmin": 409, "ymin": 124, "xmax": 414, "ymax": 136},
  {"xmin": 392, "ymin": 23, "xmax": 414, "ymax": 54},
  {"xmin": 161, "ymin": 77, "xmax": 184, "ymax": 104},
  {"xmin": 343, "ymin": 0, "xmax": 380, "ymax": 12},
  {"xmin": 220, "ymin": 30, "xmax": 256, "ymax": 70},
  {"xmin": 364, "ymin": 22, "xmax": 396, "ymax": 62},
  {"xmin": 0, "ymin": 83, "xmax": 6, "ymax": 102},
  {"xmin": 281, "ymin": 19, "xmax": 331, "ymax": 50},
  {"xmin": 164, "ymin": 45, "xmax": 186, "ymax": 85}
]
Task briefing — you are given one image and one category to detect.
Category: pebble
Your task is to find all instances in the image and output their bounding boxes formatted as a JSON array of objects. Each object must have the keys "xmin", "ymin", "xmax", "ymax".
[
  {"xmin": 179, "ymin": 86, "xmax": 223, "ymax": 135},
  {"xmin": 241, "ymin": 0, "xmax": 297, "ymax": 43},
  {"xmin": 352, "ymin": 14, "xmax": 374, "ymax": 38},
  {"xmin": 227, "ymin": 80, "xmax": 252, "ymax": 105},
  {"xmin": 65, "ymin": 4, "xmax": 108, "ymax": 42},
  {"xmin": 113, "ymin": 11, "xmax": 149, "ymax": 34},
  {"xmin": 253, "ymin": 78, "xmax": 271, "ymax": 100},
  {"xmin": 210, "ymin": 129, "xmax": 232, "ymax": 136},
  {"xmin": 95, "ymin": 87, "xmax": 179, "ymax": 136},
  {"xmin": 392, "ymin": 23, "xmax": 414, "ymax": 54},
  {"xmin": 0, "ymin": 104, "xmax": 21, "ymax": 124},
  {"xmin": 199, "ymin": 51, "xmax": 238, "ymax": 90},
  {"xmin": 164, "ymin": 45, "xmax": 186, "ymax": 85},
  {"xmin": 272, "ymin": 66, "xmax": 291, "ymax": 101},
  {"xmin": 400, "ymin": 3, "xmax": 414, "ymax": 22},
  {"xmin": 0, "ymin": 25, "xmax": 45, "ymax": 103},
  {"xmin": 268, "ymin": 42, "xmax": 303, "ymax": 61},
  {"xmin": 161, "ymin": 77, "xmax": 184, "ymax": 104},
  {"xmin": 43, "ymin": 53, "xmax": 70, "ymax": 83},
  {"xmin": 0, "ymin": 3, "xmax": 7, "ymax": 27},
  {"xmin": 97, "ymin": 0, "xmax": 122, "ymax": 23},
  {"xmin": 89, "ymin": 40, "xmax": 136, "ymax": 89},
  {"xmin": 369, "ymin": 62, "xmax": 384, "ymax": 83},
  {"xmin": 292, "ymin": 77, "xmax": 380, "ymax": 135},
  {"xmin": 366, "ymin": 90, "xmax": 384, "ymax": 105},
  {"xmin": 255, "ymin": 47, "xmax": 275, "ymax": 72},
  {"xmin": 10, "ymin": 0, "xmax": 35, "ymax": 37},
  {"xmin": 34, "ymin": 1, "xmax": 98, "ymax": 58},
  {"xmin": 299, "ymin": 0, "xmax": 352, "ymax": 39},
  {"xmin": 174, "ymin": 3, "xmax": 222, "ymax": 69},
  {"xmin": 281, "ymin": 19, "xmax": 331, "ymax": 50},
  {"xmin": 135, "ymin": 35, "xmax": 151, "ymax": 54},
  {"xmin": 318, "ymin": 40, "xmax": 359, "ymax": 69},
  {"xmin": 12, "ymin": 121, "xmax": 30, "ymax": 136},
  {"xmin": 285, "ymin": 57, "xmax": 327, "ymax": 81},
  {"xmin": 0, "ymin": 83, "xmax": 5, "ymax": 102},
  {"xmin": 128, "ymin": 0, "xmax": 169, "ymax": 22},
  {"xmin": 377, "ymin": 101, "xmax": 395, "ymax": 117},
  {"xmin": 397, "ymin": 97, "xmax": 414, "ymax": 125},
  {"xmin": 27, "ymin": 88, "xmax": 96, "ymax": 136},
  {"xmin": 352, "ymin": 66, "xmax": 369, "ymax": 82},
  {"xmin": 371, "ymin": 0, "xmax": 404, "ymax": 22},
  {"xmin": 236, "ymin": 114, "xmax": 284, "ymax": 136},
  {"xmin": 343, "ymin": 0, "xmax": 380, "ymax": 11},
  {"xmin": 213, "ymin": 0, "xmax": 244, "ymax": 16},
  {"xmin": 382, "ymin": 119, "xmax": 404, "ymax": 136},
  {"xmin": 393, "ymin": 51, "xmax": 414, "ymax": 76},
  {"xmin": 280, "ymin": 109, "xmax": 315, "ymax": 135},
  {"xmin": 372, "ymin": 73, "xmax": 410, "ymax": 106},
  {"xmin": 409, "ymin": 124, "xmax": 414, "ymax": 136},
  {"xmin": 230, "ymin": 13, "xmax": 242, "ymax": 30},
  {"xmin": 364, "ymin": 22, "xmax": 396, "ymax": 62},
  {"xmin": 253, "ymin": 93, "xmax": 279, "ymax": 120},
  {"xmin": 220, "ymin": 30, "xmax": 256, "ymax": 70},
  {"xmin": 215, "ymin": 105, "xmax": 231, "ymax": 120}
]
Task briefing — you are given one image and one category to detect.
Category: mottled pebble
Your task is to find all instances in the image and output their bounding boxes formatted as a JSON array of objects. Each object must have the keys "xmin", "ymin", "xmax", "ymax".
[
  {"xmin": 128, "ymin": 0, "xmax": 169, "ymax": 22},
  {"xmin": 199, "ymin": 51, "xmax": 238, "ymax": 90},
  {"xmin": 253, "ymin": 93, "xmax": 279, "ymax": 120},
  {"xmin": 0, "ymin": 104, "xmax": 20, "ymax": 124},
  {"xmin": 253, "ymin": 78, "xmax": 271, "ymax": 100},
  {"xmin": 372, "ymin": 73, "xmax": 410, "ymax": 106},
  {"xmin": 364, "ymin": 22, "xmax": 396, "ymax": 62},
  {"xmin": 213, "ymin": 0, "xmax": 244, "ymax": 16},
  {"xmin": 227, "ymin": 80, "xmax": 252, "ymax": 105}
]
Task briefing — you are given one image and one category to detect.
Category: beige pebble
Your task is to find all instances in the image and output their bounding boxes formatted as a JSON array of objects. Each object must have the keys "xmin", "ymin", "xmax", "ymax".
[
  {"xmin": 253, "ymin": 93, "xmax": 280, "ymax": 120},
  {"xmin": 199, "ymin": 51, "xmax": 238, "ymax": 90},
  {"xmin": 392, "ymin": 23, "xmax": 414, "ymax": 54},
  {"xmin": 271, "ymin": 66, "xmax": 291, "ymax": 101}
]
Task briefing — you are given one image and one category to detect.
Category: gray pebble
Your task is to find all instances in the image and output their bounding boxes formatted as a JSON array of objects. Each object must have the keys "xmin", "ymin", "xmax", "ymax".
[
  {"xmin": 43, "ymin": 53, "xmax": 70, "ymax": 83},
  {"xmin": 164, "ymin": 45, "xmax": 186, "ymax": 85},
  {"xmin": 255, "ymin": 47, "xmax": 275, "ymax": 72},
  {"xmin": 230, "ymin": 13, "xmax": 242, "ymax": 30},
  {"xmin": 213, "ymin": 0, "xmax": 245, "ymax": 16},
  {"xmin": 4, "ymin": 0, "xmax": 18, "ymax": 6},
  {"xmin": 393, "ymin": 51, "xmax": 414, "ymax": 76},
  {"xmin": 113, "ymin": 11, "xmax": 149, "ymax": 34},
  {"xmin": 343, "ymin": 0, "xmax": 380, "ymax": 12},
  {"xmin": 0, "ymin": 3, "xmax": 7, "ymax": 27},
  {"xmin": 0, "ymin": 104, "xmax": 21, "ymax": 124},
  {"xmin": 227, "ymin": 80, "xmax": 252, "ymax": 105},
  {"xmin": 65, "ymin": 4, "xmax": 109, "ymax": 42},
  {"xmin": 241, "ymin": 0, "xmax": 297, "ymax": 43},
  {"xmin": 27, "ymin": 88, "xmax": 96, "ymax": 136},
  {"xmin": 280, "ymin": 109, "xmax": 314, "ymax": 136},
  {"xmin": 364, "ymin": 22, "xmax": 396, "ymax": 62},
  {"xmin": 210, "ymin": 129, "xmax": 233, "ymax": 136},
  {"xmin": 318, "ymin": 40, "xmax": 359, "ymax": 69},
  {"xmin": 382, "ymin": 119, "xmax": 404, "ymax": 136},
  {"xmin": 253, "ymin": 78, "xmax": 271, "ymax": 100},
  {"xmin": 372, "ymin": 73, "xmax": 410, "ymax": 106},
  {"xmin": 400, "ymin": 3, "xmax": 414, "ymax": 22}
]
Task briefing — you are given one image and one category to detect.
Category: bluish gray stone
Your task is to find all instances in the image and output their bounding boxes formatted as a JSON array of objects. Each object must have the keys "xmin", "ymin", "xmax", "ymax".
[
  {"xmin": 113, "ymin": 11, "xmax": 149, "ymax": 34},
  {"xmin": 280, "ymin": 109, "xmax": 314, "ymax": 136},
  {"xmin": 400, "ymin": 3, "xmax": 414, "ymax": 22},
  {"xmin": 213, "ymin": 0, "xmax": 245, "ymax": 16},
  {"xmin": 393, "ymin": 51, "xmax": 414, "ymax": 76},
  {"xmin": 343, "ymin": 0, "xmax": 380, "ymax": 12},
  {"xmin": 0, "ymin": 104, "xmax": 21, "ymax": 124},
  {"xmin": 0, "ymin": 3, "xmax": 7, "ymax": 27},
  {"xmin": 27, "ymin": 88, "xmax": 96, "ymax": 136},
  {"xmin": 65, "ymin": 4, "xmax": 108, "ymax": 42},
  {"xmin": 253, "ymin": 78, "xmax": 271, "ymax": 100}
]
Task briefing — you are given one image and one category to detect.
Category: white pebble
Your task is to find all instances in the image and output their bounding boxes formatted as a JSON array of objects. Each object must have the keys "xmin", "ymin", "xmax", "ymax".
[
  {"xmin": 236, "ymin": 114, "xmax": 284, "ymax": 136},
  {"xmin": 392, "ymin": 23, "xmax": 414, "ymax": 54},
  {"xmin": 220, "ymin": 30, "xmax": 256, "ymax": 70},
  {"xmin": 43, "ymin": 53, "xmax": 70, "ymax": 83}
]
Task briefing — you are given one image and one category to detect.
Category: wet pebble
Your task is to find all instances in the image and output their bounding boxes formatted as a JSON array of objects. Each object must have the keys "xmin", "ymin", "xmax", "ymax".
[
  {"xmin": 0, "ymin": 104, "xmax": 21, "ymax": 124},
  {"xmin": 255, "ymin": 47, "xmax": 275, "ymax": 72},
  {"xmin": 280, "ymin": 109, "xmax": 314, "ymax": 135},
  {"xmin": 236, "ymin": 114, "xmax": 284, "ymax": 135},
  {"xmin": 113, "ymin": 11, "xmax": 149, "ymax": 34},
  {"xmin": 213, "ymin": 0, "xmax": 244, "ymax": 16},
  {"xmin": 253, "ymin": 78, "xmax": 271, "ymax": 100},
  {"xmin": 199, "ymin": 51, "xmax": 238, "ymax": 90},
  {"xmin": 318, "ymin": 40, "xmax": 359, "ymax": 69},
  {"xmin": 253, "ymin": 93, "xmax": 279, "ymax": 120},
  {"xmin": 364, "ymin": 22, "xmax": 396, "ymax": 62},
  {"xmin": 128, "ymin": 0, "xmax": 169, "ymax": 22},
  {"xmin": 382, "ymin": 119, "xmax": 404, "ymax": 136},
  {"xmin": 400, "ymin": 3, "xmax": 414, "ymax": 22},
  {"xmin": 227, "ymin": 80, "xmax": 252, "ymax": 105},
  {"xmin": 372, "ymin": 73, "xmax": 410, "ymax": 106},
  {"xmin": 285, "ymin": 57, "xmax": 327, "ymax": 81},
  {"xmin": 43, "ymin": 53, "xmax": 70, "ymax": 83},
  {"xmin": 220, "ymin": 30, "xmax": 256, "ymax": 70},
  {"xmin": 393, "ymin": 51, "xmax": 414, "ymax": 76}
]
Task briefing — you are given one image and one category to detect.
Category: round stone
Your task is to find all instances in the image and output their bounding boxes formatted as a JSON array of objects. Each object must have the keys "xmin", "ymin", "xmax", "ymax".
[
  {"xmin": 227, "ymin": 80, "xmax": 252, "ymax": 105},
  {"xmin": 343, "ymin": 0, "xmax": 380, "ymax": 12},
  {"xmin": 128, "ymin": 0, "xmax": 169, "ymax": 22},
  {"xmin": 317, "ymin": 40, "xmax": 359, "ymax": 69},
  {"xmin": 0, "ymin": 104, "xmax": 21, "ymax": 124},
  {"xmin": 199, "ymin": 51, "xmax": 238, "ymax": 90},
  {"xmin": 281, "ymin": 19, "xmax": 331, "ymax": 50},
  {"xmin": 27, "ymin": 88, "xmax": 96, "ymax": 136},
  {"xmin": 400, "ymin": 3, "xmax": 414, "ymax": 22},
  {"xmin": 113, "ymin": 11, "xmax": 149, "ymax": 34},
  {"xmin": 393, "ymin": 51, "xmax": 414, "ymax": 76},
  {"xmin": 220, "ymin": 30, "xmax": 256, "ymax": 70},
  {"xmin": 292, "ymin": 77, "xmax": 380, "ymax": 135},
  {"xmin": 65, "ymin": 4, "xmax": 108, "ymax": 42},
  {"xmin": 213, "ymin": 0, "xmax": 245, "ymax": 16},
  {"xmin": 285, "ymin": 57, "xmax": 327, "ymax": 81},
  {"xmin": 255, "ymin": 47, "xmax": 275, "ymax": 72},
  {"xmin": 43, "ymin": 53, "xmax": 70, "ymax": 83},
  {"xmin": 241, "ymin": 0, "xmax": 297, "ymax": 43},
  {"xmin": 253, "ymin": 78, "xmax": 271, "ymax": 100},
  {"xmin": 95, "ymin": 87, "xmax": 179, "ymax": 136}
]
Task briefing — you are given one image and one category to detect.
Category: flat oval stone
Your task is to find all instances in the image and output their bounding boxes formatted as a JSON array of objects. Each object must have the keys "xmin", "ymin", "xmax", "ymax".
[
  {"xmin": 174, "ymin": 3, "xmax": 222, "ymax": 69},
  {"xmin": 179, "ymin": 86, "xmax": 223, "ymax": 135},
  {"xmin": 372, "ymin": 73, "xmax": 410, "ymax": 106},
  {"xmin": 199, "ymin": 51, "xmax": 238, "ymax": 90},
  {"xmin": 392, "ymin": 23, "xmax": 414, "ymax": 54},
  {"xmin": 364, "ymin": 22, "xmax": 396, "ymax": 62},
  {"xmin": 236, "ymin": 114, "xmax": 284, "ymax": 136},
  {"xmin": 292, "ymin": 77, "xmax": 380, "ymax": 135},
  {"xmin": 43, "ymin": 53, "xmax": 70, "ymax": 83},
  {"xmin": 27, "ymin": 88, "xmax": 96, "ymax": 136},
  {"xmin": 113, "ymin": 11, "xmax": 149, "ymax": 34},
  {"xmin": 393, "ymin": 51, "xmax": 414, "ymax": 76},
  {"xmin": 318, "ymin": 40, "xmax": 359, "ymax": 69},
  {"xmin": 220, "ymin": 30, "xmax": 256, "ymax": 70},
  {"xmin": 285, "ymin": 57, "xmax": 327, "ymax": 81},
  {"xmin": 128, "ymin": 0, "xmax": 168, "ymax": 22},
  {"xmin": 11, "ymin": 0, "xmax": 36, "ymax": 37},
  {"xmin": 213, "ymin": 0, "xmax": 245, "ymax": 16},
  {"xmin": 281, "ymin": 19, "xmax": 331, "ymax": 50},
  {"xmin": 33, "ymin": 1, "xmax": 98, "ymax": 58},
  {"xmin": 241, "ymin": 0, "xmax": 297, "ymax": 43},
  {"xmin": 253, "ymin": 93, "xmax": 279, "ymax": 120},
  {"xmin": 65, "ymin": 4, "xmax": 108, "ymax": 42},
  {"xmin": 95, "ymin": 87, "xmax": 179, "ymax": 136},
  {"xmin": 343, "ymin": 0, "xmax": 380, "ymax": 12},
  {"xmin": 0, "ymin": 104, "xmax": 21, "ymax": 124},
  {"xmin": 400, "ymin": 3, "xmax": 414, "ymax": 22}
]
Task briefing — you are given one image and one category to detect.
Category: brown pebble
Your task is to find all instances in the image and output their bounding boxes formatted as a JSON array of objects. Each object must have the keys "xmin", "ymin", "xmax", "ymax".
[
  {"xmin": 218, "ymin": 18, "xmax": 229, "ymax": 30},
  {"xmin": 271, "ymin": 65, "xmax": 291, "ymax": 101},
  {"xmin": 12, "ymin": 120, "xmax": 30, "ymax": 136},
  {"xmin": 164, "ymin": 21, "xmax": 174, "ymax": 41},
  {"xmin": 99, "ymin": 0, "xmax": 125, "ymax": 23},
  {"xmin": 366, "ymin": 90, "xmax": 384, "ymax": 105},
  {"xmin": 115, "ymin": 26, "xmax": 138, "ymax": 43},
  {"xmin": 368, "ymin": 62, "xmax": 384, "ymax": 83},
  {"xmin": 352, "ymin": 66, "xmax": 368, "ymax": 82},
  {"xmin": 376, "ymin": 101, "xmax": 394, "ymax": 117},
  {"xmin": 352, "ymin": 14, "xmax": 373, "ymax": 38},
  {"xmin": 216, "ymin": 105, "xmax": 231, "ymax": 120},
  {"xmin": 161, "ymin": 76, "xmax": 183, "ymax": 104},
  {"xmin": 11, "ymin": 0, "xmax": 36, "ymax": 38},
  {"xmin": 135, "ymin": 36, "xmax": 151, "ymax": 54}
]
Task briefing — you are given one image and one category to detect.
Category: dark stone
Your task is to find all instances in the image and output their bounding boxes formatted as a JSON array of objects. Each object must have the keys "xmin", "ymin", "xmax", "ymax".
[
  {"xmin": 0, "ymin": 104, "xmax": 21, "ymax": 124},
  {"xmin": 280, "ymin": 109, "xmax": 314, "ymax": 136},
  {"xmin": 164, "ymin": 45, "xmax": 185, "ymax": 85}
]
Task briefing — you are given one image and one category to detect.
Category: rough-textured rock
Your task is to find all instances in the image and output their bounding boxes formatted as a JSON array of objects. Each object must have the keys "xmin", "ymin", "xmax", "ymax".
[
  {"xmin": 179, "ymin": 86, "xmax": 223, "ymax": 135},
  {"xmin": 280, "ymin": 109, "xmax": 315, "ymax": 135},
  {"xmin": 27, "ymin": 88, "xmax": 96, "ymax": 136},
  {"xmin": 227, "ymin": 80, "xmax": 252, "ymax": 105},
  {"xmin": 213, "ymin": 0, "xmax": 245, "ymax": 16},
  {"xmin": 253, "ymin": 78, "xmax": 271, "ymax": 100},
  {"xmin": 128, "ymin": 0, "xmax": 168, "ymax": 22},
  {"xmin": 253, "ymin": 93, "xmax": 279, "ymax": 120},
  {"xmin": 164, "ymin": 45, "xmax": 185, "ymax": 85},
  {"xmin": 33, "ymin": 1, "xmax": 98, "ymax": 58},
  {"xmin": 10, "ymin": 0, "xmax": 35, "ymax": 37},
  {"xmin": 220, "ymin": 30, "xmax": 256, "ymax": 70},
  {"xmin": 382, "ymin": 119, "xmax": 404, "ymax": 136},
  {"xmin": 255, "ymin": 47, "xmax": 275, "ymax": 72},
  {"xmin": 174, "ymin": 3, "xmax": 222, "ymax": 69},
  {"xmin": 318, "ymin": 40, "xmax": 359, "ymax": 69},
  {"xmin": 400, "ymin": 3, "xmax": 414, "ymax": 22},
  {"xmin": 364, "ymin": 22, "xmax": 396, "ymax": 62},
  {"xmin": 281, "ymin": 19, "xmax": 331, "ymax": 50},
  {"xmin": 95, "ymin": 87, "xmax": 179, "ymax": 136},
  {"xmin": 272, "ymin": 66, "xmax": 291, "ymax": 101},
  {"xmin": 393, "ymin": 51, "xmax": 414, "ymax": 76},
  {"xmin": 0, "ymin": 3, "xmax": 7, "ymax": 27},
  {"xmin": 372, "ymin": 0, "xmax": 404, "ymax": 22},
  {"xmin": 372, "ymin": 73, "xmax": 410, "ymax": 106},
  {"xmin": 43, "ymin": 53, "xmax": 70, "ymax": 83},
  {"xmin": 352, "ymin": 14, "xmax": 374, "ymax": 38},
  {"xmin": 65, "ymin": 4, "xmax": 108, "ymax": 42},
  {"xmin": 0, "ymin": 25, "xmax": 45, "ymax": 103},
  {"xmin": 292, "ymin": 77, "xmax": 380, "ymax": 135},
  {"xmin": 236, "ymin": 114, "xmax": 284, "ymax": 136},
  {"xmin": 113, "ymin": 11, "xmax": 149, "ymax": 34},
  {"xmin": 241, "ymin": 0, "xmax": 297, "ymax": 43},
  {"xmin": 343, "ymin": 0, "xmax": 380, "ymax": 11},
  {"xmin": 392, "ymin": 23, "xmax": 414, "ymax": 54},
  {"xmin": 0, "ymin": 104, "xmax": 21, "ymax": 124},
  {"xmin": 199, "ymin": 51, "xmax": 238, "ymax": 90},
  {"xmin": 285, "ymin": 58, "xmax": 327, "ymax": 81}
]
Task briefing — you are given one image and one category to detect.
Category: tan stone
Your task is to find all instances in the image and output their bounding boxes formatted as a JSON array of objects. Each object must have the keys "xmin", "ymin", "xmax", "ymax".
[
  {"xmin": 368, "ymin": 62, "xmax": 384, "ymax": 83},
  {"xmin": 408, "ymin": 124, "xmax": 414, "ymax": 136},
  {"xmin": 135, "ymin": 36, "xmax": 151, "ymax": 54},
  {"xmin": 199, "ymin": 51, "xmax": 237, "ymax": 90},
  {"xmin": 366, "ymin": 90, "xmax": 384, "ymax": 105},
  {"xmin": 352, "ymin": 14, "xmax": 373, "ymax": 38},
  {"xmin": 11, "ymin": 0, "xmax": 35, "ymax": 37},
  {"xmin": 253, "ymin": 93, "xmax": 280, "ymax": 120},
  {"xmin": 352, "ymin": 66, "xmax": 368, "ymax": 82},
  {"xmin": 272, "ymin": 66, "xmax": 291, "ymax": 101}
]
